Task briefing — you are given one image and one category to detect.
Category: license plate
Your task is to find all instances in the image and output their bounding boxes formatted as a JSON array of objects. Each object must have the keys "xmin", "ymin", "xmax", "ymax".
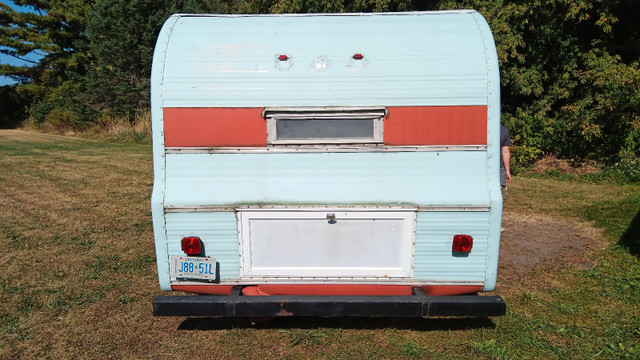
[{"xmin": 170, "ymin": 256, "xmax": 217, "ymax": 280}]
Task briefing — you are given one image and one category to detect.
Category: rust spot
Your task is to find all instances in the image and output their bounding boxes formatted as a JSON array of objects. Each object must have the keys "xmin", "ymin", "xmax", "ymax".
[
  {"xmin": 277, "ymin": 309, "xmax": 294, "ymax": 316},
  {"xmin": 276, "ymin": 300, "xmax": 293, "ymax": 316}
]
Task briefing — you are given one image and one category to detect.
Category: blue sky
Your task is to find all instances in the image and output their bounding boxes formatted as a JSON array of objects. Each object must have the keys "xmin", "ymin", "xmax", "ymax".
[{"xmin": 0, "ymin": 0, "xmax": 43, "ymax": 86}]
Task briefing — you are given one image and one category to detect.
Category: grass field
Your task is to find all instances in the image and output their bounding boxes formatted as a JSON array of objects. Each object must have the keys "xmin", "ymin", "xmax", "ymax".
[{"xmin": 1, "ymin": 130, "xmax": 639, "ymax": 359}]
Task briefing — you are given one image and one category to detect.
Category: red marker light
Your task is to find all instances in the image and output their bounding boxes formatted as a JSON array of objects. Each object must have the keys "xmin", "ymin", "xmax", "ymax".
[
  {"xmin": 181, "ymin": 236, "xmax": 202, "ymax": 256},
  {"xmin": 453, "ymin": 235, "xmax": 473, "ymax": 253},
  {"xmin": 278, "ymin": 54, "xmax": 289, "ymax": 61},
  {"xmin": 352, "ymin": 53, "xmax": 364, "ymax": 60}
]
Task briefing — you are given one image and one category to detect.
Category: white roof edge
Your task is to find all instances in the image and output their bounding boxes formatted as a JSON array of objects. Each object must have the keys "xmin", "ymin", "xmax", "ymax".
[{"xmin": 171, "ymin": 10, "xmax": 477, "ymax": 18}]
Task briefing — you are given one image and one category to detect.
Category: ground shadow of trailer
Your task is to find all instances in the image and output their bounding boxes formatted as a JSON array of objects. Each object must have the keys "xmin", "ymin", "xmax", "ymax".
[
  {"xmin": 176, "ymin": 316, "xmax": 497, "ymax": 331},
  {"xmin": 620, "ymin": 209, "xmax": 640, "ymax": 257}
]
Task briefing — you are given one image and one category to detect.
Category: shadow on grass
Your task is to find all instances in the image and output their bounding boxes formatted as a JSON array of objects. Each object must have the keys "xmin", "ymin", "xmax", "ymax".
[
  {"xmin": 620, "ymin": 209, "xmax": 640, "ymax": 257},
  {"xmin": 177, "ymin": 316, "xmax": 496, "ymax": 331}
]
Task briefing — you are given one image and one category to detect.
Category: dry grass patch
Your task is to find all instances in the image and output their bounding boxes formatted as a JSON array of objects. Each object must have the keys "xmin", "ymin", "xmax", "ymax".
[
  {"xmin": 21, "ymin": 109, "xmax": 152, "ymax": 143},
  {"xmin": 529, "ymin": 155, "xmax": 600, "ymax": 175},
  {"xmin": 504, "ymin": 176, "xmax": 638, "ymax": 221},
  {"xmin": 0, "ymin": 129, "xmax": 91, "ymax": 144},
  {"xmin": 0, "ymin": 130, "xmax": 156, "ymax": 358}
]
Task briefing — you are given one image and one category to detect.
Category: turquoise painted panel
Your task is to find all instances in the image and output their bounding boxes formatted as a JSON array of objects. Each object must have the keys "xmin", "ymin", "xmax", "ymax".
[
  {"xmin": 163, "ymin": 151, "xmax": 490, "ymax": 207},
  {"xmin": 158, "ymin": 12, "xmax": 491, "ymax": 107},
  {"xmin": 151, "ymin": 11, "xmax": 504, "ymax": 291},
  {"xmin": 414, "ymin": 211, "xmax": 490, "ymax": 282},
  {"xmin": 165, "ymin": 212, "xmax": 240, "ymax": 280},
  {"xmin": 151, "ymin": 15, "xmax": 179, "ymax": 290},
  {"xmin": 472, "ymin": 11, "xmax": 503, "ymax": 291}
]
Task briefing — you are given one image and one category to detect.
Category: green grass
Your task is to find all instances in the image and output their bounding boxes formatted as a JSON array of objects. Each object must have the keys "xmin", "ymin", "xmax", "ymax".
[{"xmin": 0, "ymin": 129, "xmax": 639, "ymax": 359}]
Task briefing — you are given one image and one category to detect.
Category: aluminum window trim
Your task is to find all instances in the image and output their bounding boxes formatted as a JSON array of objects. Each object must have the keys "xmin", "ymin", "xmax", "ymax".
[
  {"xmin": 265, "ymin": 107, "xmax": 386, "ymax": 145},
  {"xmin": 163, "ymin": 205, "xmax": 490, "ymax": 212},
  {"xmin": 262, "ymin": 106, "xmax": 389, "ymax": 118},
  {"xmin": 164, "ymin": 144, "xmax": 487, "ymax": 153}
]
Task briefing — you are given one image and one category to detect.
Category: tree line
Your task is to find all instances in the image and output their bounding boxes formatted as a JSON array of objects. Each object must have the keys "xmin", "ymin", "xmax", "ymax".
[{"xmin": 1, "ymin": 0, "xmax": 638, "ymax": 166}]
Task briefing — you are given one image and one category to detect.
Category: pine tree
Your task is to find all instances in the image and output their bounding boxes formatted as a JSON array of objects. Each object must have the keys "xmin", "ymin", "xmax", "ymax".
[
  {"xmin": 83, "ymin": 0, "xmax": 235, "ymax": 121},
  {"xmin": 0, "ymin": 0, "xmax": 94, "ymax": 126}
]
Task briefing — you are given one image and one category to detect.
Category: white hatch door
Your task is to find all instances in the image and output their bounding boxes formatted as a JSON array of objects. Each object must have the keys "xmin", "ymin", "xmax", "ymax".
[{"xmin": 239, "ymin": 209, "xmax": 415, "ymax": 279}]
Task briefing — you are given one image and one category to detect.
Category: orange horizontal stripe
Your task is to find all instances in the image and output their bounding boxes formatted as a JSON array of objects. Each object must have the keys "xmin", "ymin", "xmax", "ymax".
[
  {"xmin": 163, "ymin": 106, "xmax": 487, "ymax": 147},
  {"xmin": 172, "ymin": 284, "xmax": 483, "ymax": 296},
  {"xmin": 164, "ymin": 107, "xmax": 266, "ymax": 147},
  {"xmin": 385, "ymin": 106, "xmax": 487, "ymax": 145}
]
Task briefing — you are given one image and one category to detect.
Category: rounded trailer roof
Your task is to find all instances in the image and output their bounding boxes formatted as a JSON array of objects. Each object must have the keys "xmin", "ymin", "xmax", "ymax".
[{"xmin": 151, "ymin": 11, "xmax": 499, "ymax": 108}]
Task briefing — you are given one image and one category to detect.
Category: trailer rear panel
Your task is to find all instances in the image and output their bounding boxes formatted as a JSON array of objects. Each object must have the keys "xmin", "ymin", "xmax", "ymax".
[{"xmin": 151, "ymin": 11, "xmax": 504, "ymax": 316}]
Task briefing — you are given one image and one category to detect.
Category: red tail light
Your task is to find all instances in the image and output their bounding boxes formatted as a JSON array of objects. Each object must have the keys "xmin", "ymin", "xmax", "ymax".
[
  {"xmin": 453, "ymin": 235, "xmax": 473, "ymax": 253},
  {"xmin": 181, "ymin": 236, "xmax": 202, "ymax": 256}
]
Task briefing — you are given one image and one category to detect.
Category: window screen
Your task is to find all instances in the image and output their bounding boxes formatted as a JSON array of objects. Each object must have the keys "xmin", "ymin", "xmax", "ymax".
[{"xmin": 264, "ymin": 107, "xmax": 385, "ymax": 145}]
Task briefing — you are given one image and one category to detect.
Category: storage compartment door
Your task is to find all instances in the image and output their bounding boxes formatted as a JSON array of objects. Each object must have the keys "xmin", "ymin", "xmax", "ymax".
[{"xmin": 239, "ymin": 210, "xmax": 415, "ymax": 279}]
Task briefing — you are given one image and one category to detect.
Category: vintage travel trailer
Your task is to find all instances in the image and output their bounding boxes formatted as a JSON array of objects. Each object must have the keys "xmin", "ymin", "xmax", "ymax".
[{"xmin": 151, "ymin": 11, "xmax": 506, "ymax": 317}]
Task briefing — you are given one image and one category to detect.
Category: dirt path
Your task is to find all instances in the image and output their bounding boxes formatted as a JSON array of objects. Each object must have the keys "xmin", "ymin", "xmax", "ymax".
[{"xmin": 498, "ymin": 210, "xmax": 605, "ymax": 292}]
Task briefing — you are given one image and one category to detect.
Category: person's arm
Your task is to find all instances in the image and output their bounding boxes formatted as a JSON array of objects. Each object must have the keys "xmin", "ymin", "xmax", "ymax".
[{"xmin": 501, "ymin": 146, "xmax": 511, "ymax": 182}]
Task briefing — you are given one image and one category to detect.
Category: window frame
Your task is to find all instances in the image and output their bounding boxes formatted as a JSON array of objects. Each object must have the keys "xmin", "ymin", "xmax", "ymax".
[{"xmin": 264, "ymin": 107, "xmax": 386, "ymax": 145}]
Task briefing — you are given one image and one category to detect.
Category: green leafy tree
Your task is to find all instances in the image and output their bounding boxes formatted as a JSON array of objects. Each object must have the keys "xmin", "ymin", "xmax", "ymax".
[
  {"xmin": 437, "ymin": 0, "xmax": 640, "ymax": 164},
  {"xmin": 233, "ymin": 0, "xmax": 418, "ymax": 13}
]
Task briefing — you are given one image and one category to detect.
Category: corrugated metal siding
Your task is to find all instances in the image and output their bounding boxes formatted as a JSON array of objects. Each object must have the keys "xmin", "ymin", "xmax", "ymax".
[
  {"xmin": 164, "ymin": 151, "xmax": 490, "ymax": 207},
  {"xmin": 163, "ymin": 210, "xmax": 489, "ymax": 283},
  {"xmin": 160, "ymin": 13, "xmax": 488, "ymax": 107},
  {"xmin": 165, "ymin": 212, "xmax": 240, "ymax": 279},
  {"xmin": 414, "ymin": 211, "xmax": 489, "ymax": 282},
  {"xmin": 151, "ymin": 12, "xmax": 503, "ymax": 291}
]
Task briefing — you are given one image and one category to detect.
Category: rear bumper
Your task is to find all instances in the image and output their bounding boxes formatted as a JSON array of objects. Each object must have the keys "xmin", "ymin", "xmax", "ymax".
[{"xmin": 153, "ymin": 287, "xmax": 506, "ymax": 317}]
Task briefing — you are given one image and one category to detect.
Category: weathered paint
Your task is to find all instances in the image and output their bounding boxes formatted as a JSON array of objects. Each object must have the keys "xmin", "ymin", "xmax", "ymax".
[
  {"xmin": 163, "ymin": 107, "xmax": 266, "ymax": 147},
  {"xmin": 163, "ymin": 105, "xmax": 487, "ymax": 147},
  {"xmin": 162, "ymin": 210, "xmax": 492, "ymax": 284},
  {"xmin": 414, "ymin": 212, "xmax": 490, "ymax": 282},
  {"xmin": 157, "ymin": 13, "xmax": 490, "ymax": 108},
  {"xmin": 171, "ymin": 284, "xmax": 483, "ymax": 296},
  {"xmin": 384, "ymin": 106, "xmax": 487, "ymax": 145},
  {"xmin": 163, "ymin": 152, "xmax": 490, "ymax": 207},
  {"xmin": 242, "ymin": 284, "xmax": 484, "ymax": 296},
  {"xmin": 151, "ymin": 11, "xmax": 503, "ymax": 294},
  {"xmin": 165, "ymin": 212, "xmax": 240, "ymax": 280}
]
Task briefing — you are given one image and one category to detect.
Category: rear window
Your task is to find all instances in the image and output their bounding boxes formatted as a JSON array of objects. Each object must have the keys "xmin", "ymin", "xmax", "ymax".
[{"xmin": 264, "ymin": 107, "xmax": 385, "ymax": 145}]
